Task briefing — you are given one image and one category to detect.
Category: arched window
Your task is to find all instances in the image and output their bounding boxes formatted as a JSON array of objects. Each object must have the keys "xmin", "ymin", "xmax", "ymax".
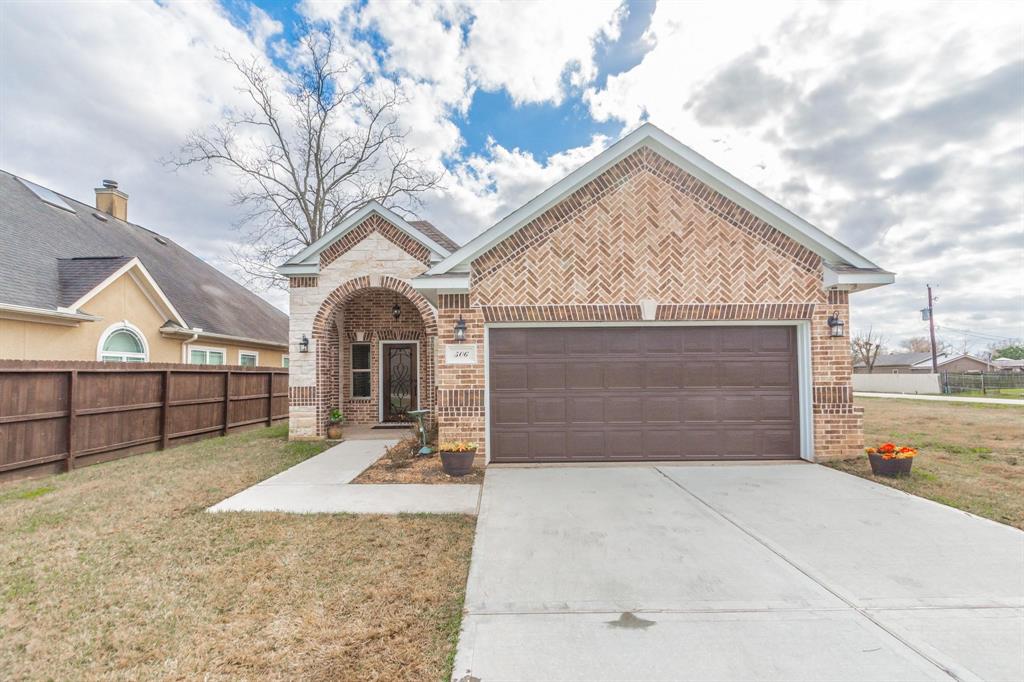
[{"xmin": 98, "ymin": 324, "xmax": 148, "ymax": 362}]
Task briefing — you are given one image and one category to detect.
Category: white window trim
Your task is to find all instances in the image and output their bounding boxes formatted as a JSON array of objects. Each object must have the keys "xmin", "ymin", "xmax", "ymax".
[
  {"xmin": 378, "ymin": 340, "xmax": 421, "ymax": 422},
  {"xmin": 281, "ymin": 355, "xmax": 289, "ymax": 368},
  {"xmin": 483, "ymin": 321, "xmax": 815, "ymax": 464},
  {"xmin": 188, "ymin": 344, "xmax": 227, "ymax": 365},
  {"xmin": 238, "ymin": 350, "xmax": 259, "ymax": 366},
  {"xmin": 96, "ymin": 321, "xmax": 149, "ymax": 362},
  {"xmin": 350, "ymin": 342, "xmax": 372, "ymax": 399}
]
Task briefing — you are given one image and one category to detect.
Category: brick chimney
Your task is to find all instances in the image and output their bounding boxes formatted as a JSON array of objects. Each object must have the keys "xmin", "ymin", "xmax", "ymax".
[{"xmin": 94, "ymin": 179, "xmax": 128, "ymax": 221}]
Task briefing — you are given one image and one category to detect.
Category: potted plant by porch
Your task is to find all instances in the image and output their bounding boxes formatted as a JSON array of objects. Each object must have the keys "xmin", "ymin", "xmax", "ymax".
[
  {"xmin": 865, "ymin": 442, "xmax": 917, "ymax": 476},
  {"xmin": 325, "ymin": 409, "xmax": 345, "ymax": 440},
  {"xmin": 438, "ymin": 441, "xmax": 477, "ymax": 477}
]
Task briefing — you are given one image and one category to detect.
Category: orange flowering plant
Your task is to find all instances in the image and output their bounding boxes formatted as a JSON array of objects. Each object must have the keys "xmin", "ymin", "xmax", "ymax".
[
  {"xmin": 865, "ymin": 442, "xmax": 917, "ymax": 460},
  {"xmin": 439, "ymin": 441, "xmax": 478, "ymax": 453}
]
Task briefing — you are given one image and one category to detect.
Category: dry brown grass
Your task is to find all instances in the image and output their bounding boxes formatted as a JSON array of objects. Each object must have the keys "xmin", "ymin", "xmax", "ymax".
[
  {"xmin": 826, "ymin": 398, "xmax": 1024, "ymax": 528},
  {"xmin": 0, "ymin": 425, "xmax": 475, "ymax": 681},
  {"xmin": 353, "ymin": 436, "xmax": 484, "ymax": 485}
]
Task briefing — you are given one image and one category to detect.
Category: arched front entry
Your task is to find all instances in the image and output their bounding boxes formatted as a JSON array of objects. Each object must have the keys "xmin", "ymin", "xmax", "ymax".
[{"xmin": 310, "ymin": 275, "xmax": 438, "ymax": 436}]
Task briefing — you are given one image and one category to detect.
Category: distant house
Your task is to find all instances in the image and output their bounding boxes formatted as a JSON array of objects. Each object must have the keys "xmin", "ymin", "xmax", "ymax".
[
  {"xmin": 0, "ymin": 172, "xmax": 288, "ymax": 366},
  {"xmin": 854, "ymin": 351, "xmax": 991, "ymax": 374},
  {"xmin": 992, "ymin": 357, "xmax": 1024, "ymax": 372}
]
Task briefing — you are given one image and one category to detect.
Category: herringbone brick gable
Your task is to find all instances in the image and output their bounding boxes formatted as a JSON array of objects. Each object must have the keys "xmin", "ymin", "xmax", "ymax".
[
  {"xmin": 319, "ymin": 214, "xmax": 432, "ymax": 268},
  {"xmin": 470, "ymin": 148, "xmax": 824, "ymax": 307}
]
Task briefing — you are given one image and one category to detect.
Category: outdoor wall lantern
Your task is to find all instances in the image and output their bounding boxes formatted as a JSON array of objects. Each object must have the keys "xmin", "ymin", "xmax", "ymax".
[
  {"xmin": 453, "ymin": 315, "xmax": 467, "ymax": 342},
  {"xmin": 298, "ymin": 334, "xmax": 310, "ymax": 353},
  {"xmin": 827, "ymin": 311, "xmax": 845, "ymax": 338},
  {"xmin": 391, "ymin": 302, "xmax": 402, "ymax": 321}
]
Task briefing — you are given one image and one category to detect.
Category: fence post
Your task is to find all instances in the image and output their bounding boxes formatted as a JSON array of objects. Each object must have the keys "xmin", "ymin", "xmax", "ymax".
[
  {"xmin": 160, "ymin": 370, "xmax": 171, "ymax": 450},
  {"xmin": 66, "ymin": 370, "xmax": 77, "ymax": 472},
  {"xmin": 266, "ymin": 371, "xmax": 274, "ymax": 426},
  {"xmin": 981, "ymin": 373, "xmax": 986, "ymax": 395},
  {"xmin": 222, "ymin": 370, "xmax": 232, "ymax": 436}
]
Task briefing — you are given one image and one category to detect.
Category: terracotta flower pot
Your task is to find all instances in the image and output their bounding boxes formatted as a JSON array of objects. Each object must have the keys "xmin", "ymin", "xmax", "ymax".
[
  {"xmin": 440, "ymin": 450, "xmax": 475, "ymax": 476},
  {"xmin": 868, "ymin": 453, "xmax": 913, "ymax": 476},
  {"xmin": 325, "ymin": 424, "xmax": 344, "ymax": 440}
]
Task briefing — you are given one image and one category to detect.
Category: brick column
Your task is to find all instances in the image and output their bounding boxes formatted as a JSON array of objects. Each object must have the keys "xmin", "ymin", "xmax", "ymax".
[
  {"xmin": 436, "ymin": 294, "xmax": 487, "ymax": 456},
  {"xmin": 811, "ymin": 289, "xmax": 863, "ymax": 459}
]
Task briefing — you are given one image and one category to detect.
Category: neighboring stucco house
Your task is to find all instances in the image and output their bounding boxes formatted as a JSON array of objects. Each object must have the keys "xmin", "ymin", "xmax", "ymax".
[
  {"xmin": 281, "ymin": 124, "xmax": 894, "ymax": 462},
  {"xmin": 854, "ymin": 352, "xmax": 992, "ymax": 374},
  {"xmin": 0, "ymin": 171, "xmax": 288, "ymax": 366}
]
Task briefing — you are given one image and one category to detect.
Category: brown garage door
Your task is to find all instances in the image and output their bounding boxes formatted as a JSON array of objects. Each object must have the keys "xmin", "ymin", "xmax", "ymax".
[{"xmin": 488, "ymin": 326, "xmax": 800, "ymax": 463}]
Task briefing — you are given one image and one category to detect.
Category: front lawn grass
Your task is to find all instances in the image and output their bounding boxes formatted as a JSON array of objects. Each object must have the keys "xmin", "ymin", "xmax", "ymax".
[
  {"xmin": 0, "ymin": 425, "xmax": 476, "ymax": 680},
  {"xmin": 826, "ymin": 398, "xmax": 1024, "ymax": 528}
]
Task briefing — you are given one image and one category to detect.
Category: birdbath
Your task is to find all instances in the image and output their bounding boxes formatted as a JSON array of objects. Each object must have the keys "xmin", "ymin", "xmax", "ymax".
[{"xmin": 406, "ymin": 409, "xmax": 433, "ymax": 456}]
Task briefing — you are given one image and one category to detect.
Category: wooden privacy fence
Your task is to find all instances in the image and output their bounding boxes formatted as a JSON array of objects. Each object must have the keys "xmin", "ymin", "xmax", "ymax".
[{"xmin": 0, "ymin": 360, "xmax": 288, "ymax": 482}]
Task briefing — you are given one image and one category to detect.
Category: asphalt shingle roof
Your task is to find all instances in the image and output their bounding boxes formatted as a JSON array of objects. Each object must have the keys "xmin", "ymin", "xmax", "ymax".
[
  {"xmin": 0, "ymin": 171, "xmax": 288, "ymax": 344},
  {"xmin": 410, "ymin": 219, "xmax": 460, "ymax": 253},
  {"xmin": 57, "ymin": 256, "xmax": 133, "ymax": 308}
]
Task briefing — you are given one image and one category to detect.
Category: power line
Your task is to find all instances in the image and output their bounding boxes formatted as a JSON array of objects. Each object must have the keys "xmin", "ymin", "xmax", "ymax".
[{"xmin": 936, "ymin": 325, "xmax": 1016, "ymax": 342}]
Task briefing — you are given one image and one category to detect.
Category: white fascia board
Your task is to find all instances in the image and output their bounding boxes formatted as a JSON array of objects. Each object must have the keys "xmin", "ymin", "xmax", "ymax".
[
  {"xmin": 279, "ymin": 202, "xmax": 451, "ymax": 273},
  {"xmin": 428, "ymin": 122, "xmax": 884, "ymax": 275},
  {"xmin": 0, "ymin": 302, "xmax": 100, "ymax": 325},
  {"xmin": 408, "ymin": 275, "xmax": 470, "ymax": 307},
  {"xmin": 277, "ymin": 263, "xmax": 320, "ymax": 276},
  {"xmin": 66, "ymin": 257, "xmax": 188, "ymax": 327},
  {"xmin": 822, "ymin": 264, "xmax": 896, "ymax": 292}
]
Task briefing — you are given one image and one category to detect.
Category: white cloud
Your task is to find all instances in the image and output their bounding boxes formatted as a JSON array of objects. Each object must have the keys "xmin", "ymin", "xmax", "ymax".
[{"xmin": 583, "ymin": 0, "xmax": 1024, "ymax": 349}]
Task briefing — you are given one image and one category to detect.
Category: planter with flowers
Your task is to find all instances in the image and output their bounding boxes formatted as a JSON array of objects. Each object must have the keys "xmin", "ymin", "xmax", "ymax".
[
  {"xmin": 438, "ymin": 441, "xmax": 477, "ymax": 477},
  {"xmin": 325, "ymin": 409, "xmax": 345, "ymax": 440},
  {"xmin": 865, "ymin": 442, "xmax": 917, "ymax": 476}
]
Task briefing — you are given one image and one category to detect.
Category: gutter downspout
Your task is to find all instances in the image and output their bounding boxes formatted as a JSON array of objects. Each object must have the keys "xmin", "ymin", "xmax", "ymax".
[{"xmin": 180, "ymin": 329, "xmax": 200, "ymax": 363}]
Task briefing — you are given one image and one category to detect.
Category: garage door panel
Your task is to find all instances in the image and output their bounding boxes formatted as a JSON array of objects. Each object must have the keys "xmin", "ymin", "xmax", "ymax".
[
  {"xmin": 645, "ymin": 362, "xmax": 681, "ymax": 388},
  {"xmin": 492, "ymin": 397, "xmax": 529, "ymax": 426},
  {"xmin": 682, "ymin": 361, "xmax": 718, "ymax": 387},
  {"xmin": 682, "ymin": 328, "xmax": 717, "ymax": 352},
  {"xmin": 527, "ymin": 329, "xmax": 566, "ymax": 355},
  {"xmin": 644, "ymin": 396, "xmax": 680, "ymax": 423},
  {"xmin": 528, "ymin": 363, "xmax": 566, "ymax": 389},
  {"xmin": 491, "ymin": 363, "xmax": 528, "ymax": 390},
  {"xmin": 605, "ymin": 362, "xmax": 643, "ymax": 389},
  {"xmin": 531, "ymin": 431, "xmax": 567, "ymax": 458},
  {"xmin": 531, "ymin": 397, "xmax": 567, "ymax": 424},
  {"xmin": 567, "ymin": 431, "xmax": 605, "ymax": 458},
  {"xmin": 489, "ymin": 327, "xmax": 800, "ymax": 462},
  {"xmin": 681, "ymin": 396, "xmax": 718, "ymax": 422},
  {"xmin": 608, "ymin": 430, "xmax": 646, "ymax": 458},
  {"xmin": 492, "ymin": 432, "xmax": 530, "ymax": 461},
  {"xmin": 760, "ymin": 361, "xmax": 795, "ymax": 387},
  {"xmin": 758, "ymin": 326, "xmax": 794, "ymax": 352},
  {"xmin": 490, "ymin": 328, "xmax": 528, "ymax": 356},
  {"xmin": 606, "ymin": 396, "xmax": 643, "ymax": 423},
  {"xmin": 566, "ymin": 362, "xmax": 604, "ymax": 389},
  {"xmin": 569, "ymin": 397, "xmax": 605, "ymax": 423}
]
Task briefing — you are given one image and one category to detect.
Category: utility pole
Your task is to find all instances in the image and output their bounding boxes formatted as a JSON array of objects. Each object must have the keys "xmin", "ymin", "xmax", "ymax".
[{"xmin": 926, "ymin": 284, "xmax": 938, "ymax": 373}]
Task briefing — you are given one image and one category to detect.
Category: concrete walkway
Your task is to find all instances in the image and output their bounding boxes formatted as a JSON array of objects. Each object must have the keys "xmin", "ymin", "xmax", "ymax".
[
  {"xmin": 454, "ymin": 463, "xmax": 1024, "ymax": 681},
  {"xmin": 855, "ymin": 391, "xmax": 1024, "ymax": 406},
  {"xmin": 208, "ymin": 439, "xmax": 481, "ymax": 515}
]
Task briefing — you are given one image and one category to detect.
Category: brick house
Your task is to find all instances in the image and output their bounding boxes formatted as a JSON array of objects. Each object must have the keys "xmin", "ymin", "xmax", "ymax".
[{"xmin": 281, "ymin": 124, "xmax": 893, "ymax": 461}]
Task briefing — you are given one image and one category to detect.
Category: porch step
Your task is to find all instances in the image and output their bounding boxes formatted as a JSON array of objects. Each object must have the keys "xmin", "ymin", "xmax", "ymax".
[{"xmin": 371, "ymin": 423, "xmax": 415, "ymax": 430}]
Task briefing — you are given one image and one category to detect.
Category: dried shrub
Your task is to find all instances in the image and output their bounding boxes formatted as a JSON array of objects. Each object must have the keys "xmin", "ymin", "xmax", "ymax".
[{"xmin": 385, "ymin": 436, "xmax": 419, "ymax": 470}]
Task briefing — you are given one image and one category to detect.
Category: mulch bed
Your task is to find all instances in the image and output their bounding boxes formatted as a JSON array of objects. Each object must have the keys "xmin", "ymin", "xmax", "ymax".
[{"xmin": 352, "ymin": 436, "xmax": 484, "ymax": 485}]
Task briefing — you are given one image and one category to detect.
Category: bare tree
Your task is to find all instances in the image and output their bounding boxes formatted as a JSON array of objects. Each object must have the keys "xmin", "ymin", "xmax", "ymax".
[
  {"xmin": 902, "ymin": 336, "xmax": 951, "ymax": 354},
  {"xmin": 170, "ymin": 28, "xmax": 442, "ymax": 288},
  {"xmin": 851, "ymin": 328, "xmax": 885, "ymax": 373}
]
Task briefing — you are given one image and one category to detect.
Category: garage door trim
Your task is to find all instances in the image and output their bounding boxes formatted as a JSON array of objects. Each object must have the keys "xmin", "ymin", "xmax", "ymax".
[{"xmin": 483, "ymin": 321, "xmax": 814, "ymax": 463}]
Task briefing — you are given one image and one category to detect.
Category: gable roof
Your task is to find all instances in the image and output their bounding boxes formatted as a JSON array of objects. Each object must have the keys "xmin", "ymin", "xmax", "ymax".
[
  {"xmin": 910, "ymin": 353, "xmax": 990, "ymax": 369},
  {"xmin": 423, "ymin": 123, "xmax": 894, "ymax": 292},
  {"xmin": 57, "ymin": 256, "xmax": 133, "ymax": 308},
  {"xmin": 855, "ymin": 352, "xmax": 933, "ymax": 368},
  {"xmin": 0, "ymin": 170, "xmax": 288, "ymax": 344},
  {"xmin": 278, "ymin": 202, "xmax": 457, "ymax": 276},
  {"xmin": 410, "ymin": 219, "xmax": 460, "ymax": 252}
]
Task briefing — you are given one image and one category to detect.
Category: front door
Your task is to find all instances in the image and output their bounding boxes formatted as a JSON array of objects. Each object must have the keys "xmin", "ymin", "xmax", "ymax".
[{"xmin": 382, "ymin": 343, "xmax": 417, "ymax": 422}]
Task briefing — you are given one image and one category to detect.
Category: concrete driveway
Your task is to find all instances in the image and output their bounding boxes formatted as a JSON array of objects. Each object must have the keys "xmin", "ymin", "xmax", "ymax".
[{"xmin": 453, "ymin": 463, "xmax": 1024, "ymax": 682}]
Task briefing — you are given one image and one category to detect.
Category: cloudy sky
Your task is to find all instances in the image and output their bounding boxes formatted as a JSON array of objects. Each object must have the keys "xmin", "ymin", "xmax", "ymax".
[{"xmin": 1, "ymin": 0, "xmax": 1021, "ymax": 352}]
